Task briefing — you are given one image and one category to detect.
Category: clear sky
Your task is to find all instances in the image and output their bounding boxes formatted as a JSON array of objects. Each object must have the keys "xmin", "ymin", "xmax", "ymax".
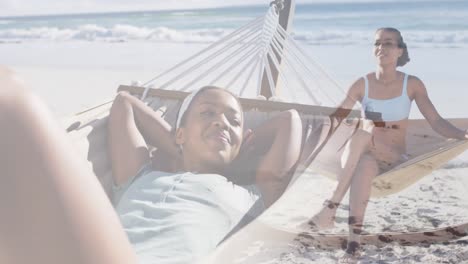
[{"xmin": 0, "ymin": 0, "xmax": 395, "ymax": 17}]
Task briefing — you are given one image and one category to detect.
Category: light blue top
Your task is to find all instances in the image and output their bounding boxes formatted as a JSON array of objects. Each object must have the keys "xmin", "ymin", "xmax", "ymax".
[
  {"xmin": 361, "ymin": 73, "xmax": 412, "ymax": 122},
  {"xmin": 113, "ymin": 165, "xmax": 264, "ymax": 264}
]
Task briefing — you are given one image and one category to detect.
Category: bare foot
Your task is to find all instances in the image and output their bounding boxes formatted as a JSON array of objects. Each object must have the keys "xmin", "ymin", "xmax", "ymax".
[
  {"xmin": 337, "ymin": 240, "xmax": 361, "ymax": 264},
  {"xmin": 337, "ymin": 252, "xmax": 360, "ymax": 264},
  {"xmin": 300, "ymin": 200, "xmax": 339, "ymax": 230}
]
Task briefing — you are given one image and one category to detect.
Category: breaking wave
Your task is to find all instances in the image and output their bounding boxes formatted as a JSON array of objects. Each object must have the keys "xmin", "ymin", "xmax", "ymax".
[
  {"xmin": 1, "ymin": 24, "xmax": 468, "ymax": 48},
  {"xmin": 0, "ymin": 24, "xmax": 227, "ymax": 43}
]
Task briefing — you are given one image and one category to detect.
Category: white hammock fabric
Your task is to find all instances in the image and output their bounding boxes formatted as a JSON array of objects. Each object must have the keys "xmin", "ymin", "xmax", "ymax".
[{"xmin": 140, "ymin": 4, "xmax": 350, "ymax": 108}]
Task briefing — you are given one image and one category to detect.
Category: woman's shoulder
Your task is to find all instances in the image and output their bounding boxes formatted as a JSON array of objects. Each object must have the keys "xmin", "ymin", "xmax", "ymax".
[
  {"xmin": 354, "ymin": 72, "xmax": 376, "ymax": 86},
  {"xmin": 398, "ymin": 71, "xmax": 422, "ymax": 83},
  {"xmin": 348, "ymin": 74, "xmax": 369, "ymax": 95},
  {"xmin": 404, "ymin": 73, "xmax": 426, "ymax": 90},
  {"xmin": 401, "ymin": 73, "xmax": 427, "ymax": 99}
]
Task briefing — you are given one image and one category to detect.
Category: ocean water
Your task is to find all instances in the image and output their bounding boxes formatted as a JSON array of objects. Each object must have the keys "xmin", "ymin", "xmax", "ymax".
[{"xmin": 1, "ymin": 0, "xmax": 467, "ymax": 47}]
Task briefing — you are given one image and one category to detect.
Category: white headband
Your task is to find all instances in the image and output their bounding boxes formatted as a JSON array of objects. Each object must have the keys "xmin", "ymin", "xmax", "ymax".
[{"xmin": 175, "ymin": 89, "xmax": 203, "ymax": 129}]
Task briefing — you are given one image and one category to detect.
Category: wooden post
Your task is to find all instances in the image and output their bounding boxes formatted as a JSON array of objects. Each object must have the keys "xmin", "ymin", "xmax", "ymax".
[{"xmin": 259, "ymin": 0, "xmax": 296, "ymax": 99}]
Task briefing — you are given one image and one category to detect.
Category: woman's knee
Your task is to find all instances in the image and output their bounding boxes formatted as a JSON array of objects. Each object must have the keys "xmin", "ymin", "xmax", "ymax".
[
  {"xmin": 114, "ymin": 91, "xmax": 131, "ymax": 102},
  {"xmin": 0, "ymin": 68, "xmax": 21, "ymax": 103},
  {"xmin": 0, "ymin": 78, "xmax": 41, "ymax": 123},
  {"xmin": 110, "ymin": 91, "xmax": 131, "ymax": 116},
  {"xmin": 346, "ymin": 129, "xmax": 373, "ymax": 154},
  {"xmin": 357, "ymin": 154, "xmax": 379, "ymax": 177},
  {"xmin": 0, "ymin": 68, "xmax": 35, "ymax": 110},
  {"xmin": 354, "ymin": 129, "xmax": 372, "ymax": 143},
  {"xmin": 340, "ymin": 130, "xmax": 371, "ymax": 167}
]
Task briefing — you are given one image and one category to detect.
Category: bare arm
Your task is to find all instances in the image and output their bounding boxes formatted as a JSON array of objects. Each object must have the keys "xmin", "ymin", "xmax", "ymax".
[
  {"xmin": 330, "ymin": 78, "xmax": 364, "ymax": 122},
  {"xmin": 249, "ymin": 110, "xmax": 303, "ymax": 207},
  {"xmin": 108, "ymin": 92, "xmax": 181, "ymax": 186},
  {"xmin": 412, "ymin": 77, "xmax": 467, "ymax": 140},
  {"xmin": 116, "ymin": 92, "xmax": 180, "ymax": 156}
]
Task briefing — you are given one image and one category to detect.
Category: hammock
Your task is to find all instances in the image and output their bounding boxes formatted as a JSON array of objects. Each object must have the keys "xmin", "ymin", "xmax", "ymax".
[
  {"xmin": 62, "ymin": 0, "xmax": 468, "ymax": 197},
  {"xmin": 63, "ymin": 0, "xmax": 356, "ymax": 198},
  {"xmin": 136, "ymin": 2, "xmax": 346, "ymax": 106},
  {"xmin": 62, "ymin": 0, "xmax": 468, "ymax": 256}
]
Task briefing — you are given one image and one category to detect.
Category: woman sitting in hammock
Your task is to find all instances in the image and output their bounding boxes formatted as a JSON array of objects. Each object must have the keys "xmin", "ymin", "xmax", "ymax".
[
  {"xmin": 307, "ymin": 27, "xmax": 468, "ymax": 256},
  {"xmin": 0, "ymin": 68, "xmax": 303, "ymax": 264}
]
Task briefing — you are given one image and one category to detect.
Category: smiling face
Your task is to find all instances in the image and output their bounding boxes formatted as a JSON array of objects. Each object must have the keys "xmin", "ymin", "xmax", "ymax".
[
  {"xmin": 175, "ymin": 88, "xmax": 243, "ymax": 173},
  {"xmin": 373, "ymin": 29, "xmax": 404, "ymax": 67}
]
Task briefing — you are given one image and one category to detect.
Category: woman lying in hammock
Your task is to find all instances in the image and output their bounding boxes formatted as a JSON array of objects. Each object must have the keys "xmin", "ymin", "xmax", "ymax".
[
  {"xmin": 305, "ymin": 28, "xmax": 468, "ymax": 257},
  {"xmin": 0, "ymin": 67, "xmax": 303, "ymax": 264}
]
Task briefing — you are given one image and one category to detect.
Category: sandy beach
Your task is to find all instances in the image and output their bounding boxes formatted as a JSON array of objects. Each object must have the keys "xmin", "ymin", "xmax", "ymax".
[
  {"xmin": 2, "ymin": 30, "xmax": 468, "ymax": 264},
  {"xmin": 254, "ymin": 166, "xmax": 468, "ymax": 263}
]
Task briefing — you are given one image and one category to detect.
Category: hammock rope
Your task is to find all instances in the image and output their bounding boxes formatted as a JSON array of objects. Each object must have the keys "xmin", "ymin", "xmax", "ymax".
[
  {"xmin": 265, "ymin": 45, "xmax": 296, "ymax": 101},
  {"xmin": 271, "ymin": 26, "xmax": 334, "ymax": 104},
  {"xmin": 256, "ymin": 49, "xmax": 267, "ymax": 98},
  {"xmin": 179, "ymin": 37, "xmax": 262, "ymax": 91},
  {"xmin": 159, "ymin": 23, "xmax": 263, "ymax": 91},
  {"xmin": 140, "ymin": 16, "xmax": 265, "ymax": 99},
  {"xmin": 238, "ymin": 51, "xmax": 262, "ymax": 97},
  {"xmin": 263, "ymin": 53, "xmax": 277, "ymax": 97},
  {"xmin": 276, "ymin": 24, "xmax": 351, "ymax": 105},
  {"xmin": 140, "ymin": 3, "xmax": 349, "ymax": 108},
  {"xmin": 209, "ymin": 44, "xmax": 263, "ymax": 89},
  {"xmin": 268, "ymin": 38, "xmax": 321, "ymax": 105}
]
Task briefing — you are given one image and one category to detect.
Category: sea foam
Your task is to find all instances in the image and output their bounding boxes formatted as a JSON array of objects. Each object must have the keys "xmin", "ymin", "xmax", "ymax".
[
  {"xmin": 293, "ymin": 30, "xmax": 468, "ymax": 47},
  {"xmin": 1, "ymin": 24, "xmax": 468, "ymax": 48},
  {"xmin": 0, "ymin": 24, "xmax": 228, "ymax": 43}
]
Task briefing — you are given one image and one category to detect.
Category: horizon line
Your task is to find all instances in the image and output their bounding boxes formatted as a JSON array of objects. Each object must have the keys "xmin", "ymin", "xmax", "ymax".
[{"xmin": 0, "ymin": 0, "xmax": 446, "ymax": 19}]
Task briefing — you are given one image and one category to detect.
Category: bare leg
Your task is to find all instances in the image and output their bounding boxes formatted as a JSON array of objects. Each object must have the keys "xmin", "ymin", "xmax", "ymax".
[
  {"xmin": 345, "ymin": 154, "xmax": 379, "ymax": 256},
  {"xmin": 308, "ymin": 129, "xmax": 372, "ymax": 229},
  {"xmin": 0, "ymin": 72, "xmax": 137, "ymax": 264},
  {"xmin": 344, "ymin": 140, "xmax": 402, "ymax": 254}
]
